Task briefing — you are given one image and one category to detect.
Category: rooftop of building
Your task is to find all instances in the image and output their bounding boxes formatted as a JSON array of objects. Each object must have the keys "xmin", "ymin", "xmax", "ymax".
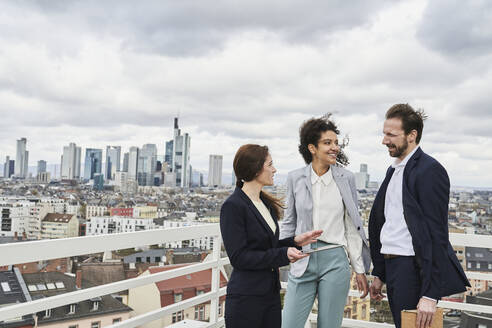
[{"xmin": 42, "ymin": 213, "xmax": 74, "ymax": 223}]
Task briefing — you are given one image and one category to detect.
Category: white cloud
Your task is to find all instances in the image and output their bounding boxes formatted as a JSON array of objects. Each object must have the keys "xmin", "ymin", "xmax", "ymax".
[{"xmin": 0, "ymin": 0, "xmax": 491, "ymax": 187}]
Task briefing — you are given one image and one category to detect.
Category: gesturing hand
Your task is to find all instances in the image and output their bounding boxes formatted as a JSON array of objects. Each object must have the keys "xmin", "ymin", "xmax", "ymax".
[
  {"xmin": 287, "ymin": 247, "xmax": 309, "ymax": 263},
  {"xmin": 294, "ymin": 230, "xmax": 323, "ymax": 247}
]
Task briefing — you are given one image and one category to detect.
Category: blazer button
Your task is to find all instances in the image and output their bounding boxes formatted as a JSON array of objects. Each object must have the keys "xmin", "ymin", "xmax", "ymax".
[
  {"xmin": 357, "ymin": 227, "xmax": 361, "ymax": 230},
  {"xmin": 271, "ymin": 268, "xmax": 274, "ymax": 272}
]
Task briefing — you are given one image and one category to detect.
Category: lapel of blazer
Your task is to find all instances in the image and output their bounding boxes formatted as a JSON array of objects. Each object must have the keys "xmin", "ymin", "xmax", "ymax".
[
  {"xmin": 375, "ymin": 166, "xmax": 395, "ymax": 223},
  {"xmin": 237, "ymin": 188, "xmax": 275, "ymax": 245},
  {"xmin": 331, "ymin": 165, "xmax": 354, "ymax": 216},
  {"xmin": 300, "ymin": 165, "xmax": 314, "ymax": 231},
  {"xmin": 302, "ymin": 165, "xmax": 313, "ymax": 198},
  {"xmin": 403, "ymin": 147, "xmax": 422, "ymax": 188}
]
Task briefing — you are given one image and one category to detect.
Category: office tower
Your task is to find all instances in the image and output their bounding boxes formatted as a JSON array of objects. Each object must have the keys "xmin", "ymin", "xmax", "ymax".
[
  {"xmin": 93, "ymin": 174, "xmax": 104, "ymax": 191},
  {"xmin": 137, "ymin": 144, "xmax": 157, "ymax": 186},
  {"xmin": 15, "ymin": 138, "xmax": 29, "ymax": 178},
  {"xmin": 354, "ymin": 163, "xmax": 370, "ymax": 190},
  {"xmin": 37, "ymin": 160, "xmax": 47, "ymax": 174},
  {"xmin": 105, "ymin": 146, "xmax": 121, "ymax": 180},
  {"xmin": 122, "ymin": 152, "xmax": 129, "ymax": 172},
  {"xmin": 84, "ymin": 149, "xmax": 103, "ymax": 180},
  {"xmin": 191, "ymin": 170, "xmax": 201, "ymax": 187},
  {"xmin": 3, "ymin": 156, "xmax": 15, "ymax": 178},
  {"xmin": 61, "ymin": 143, "xmax": 81, "ymax": 179},
  {"xmin": 165, "ymin": 140, "xmax": 173, "ymax": 166},
  {"xmin": 128, "ymin": 147, "xmax": 139, "ymax": 180},
  {"xmin": 171, "ymin": 118, "xmax": 191, "ymax": 188},
  {"xmin": 208, "ymin": 155, "xmax": 223, "ymax": 187}
]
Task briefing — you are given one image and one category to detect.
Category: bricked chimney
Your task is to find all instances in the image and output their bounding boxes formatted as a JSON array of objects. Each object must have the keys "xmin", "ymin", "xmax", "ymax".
[
  {"xmin": 76, "ymin": 269, "xmax": 82, "ymax": 289},
  {"xmin": 21, "ymin": 232, "xmax": 27, "ymax": 240},
  {"xmin": 14, "ymin": 232, "xmax": 18, "ymax": 240}
]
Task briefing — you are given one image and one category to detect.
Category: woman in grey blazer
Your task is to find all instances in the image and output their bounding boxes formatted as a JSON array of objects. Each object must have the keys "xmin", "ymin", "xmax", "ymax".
[{"xmin": 280, "ymin": 115, "xmax": 371, "ymax": 328}]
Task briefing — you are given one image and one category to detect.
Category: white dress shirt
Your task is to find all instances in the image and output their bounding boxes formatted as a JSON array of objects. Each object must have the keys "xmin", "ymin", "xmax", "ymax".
[
  {"xmin": 252, "ymin": 200, "xmax": 277, "ymax": 234},
  {"xmin": 380, "ymin": 146, "xmax": 420, "ymax": 256},
  {"xmin": 311, "ymin": 167, "xmax": 365, "ymax": 273}
]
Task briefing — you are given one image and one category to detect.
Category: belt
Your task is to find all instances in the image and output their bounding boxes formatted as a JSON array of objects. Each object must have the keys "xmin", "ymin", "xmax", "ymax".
[{"xmin": 383, "ymin": 254, "xmax": 402, "ymax": 259}]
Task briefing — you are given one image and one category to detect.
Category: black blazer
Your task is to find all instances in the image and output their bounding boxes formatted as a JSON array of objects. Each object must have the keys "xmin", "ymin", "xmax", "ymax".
[
  {"xmin": 220, "ymin": 187, "xmax": 296, "ymax": 295},
  {"xmin": 369, "ymin": 148, "xmax": 470, "ymax": 300}
]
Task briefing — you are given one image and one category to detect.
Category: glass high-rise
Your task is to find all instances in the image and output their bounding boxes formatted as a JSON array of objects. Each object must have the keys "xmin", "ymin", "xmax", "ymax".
[{"xmin": 84, "ymin": 149, "xmax": 103, "ymax": 180}]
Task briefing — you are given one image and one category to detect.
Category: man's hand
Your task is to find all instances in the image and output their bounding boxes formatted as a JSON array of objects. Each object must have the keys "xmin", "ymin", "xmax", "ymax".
[
  {"xmin": 369, "ymin": 277, "xmax": 385, "ymax": 301},
  {"xmin": 416, "ymin": 297, "xmax": 436, "ymax": 328},
  {"xmin": 287, "ymin": 247, "xmax": 309, "ymax": 263},
  {"xmin": 355, "ymin": 273, "xmax": 369, "ymax": 298},
  {"xmin": 294, "ymin": 230, "xmax": 323, "ymax": 247}
]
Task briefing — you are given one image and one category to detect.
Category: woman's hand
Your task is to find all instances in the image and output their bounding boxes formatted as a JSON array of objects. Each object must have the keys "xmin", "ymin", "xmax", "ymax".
[
  {"xmin": 355, "ymin": 273, "xmax": 369, "ymax": 298},
  {"xmin": 287, "ymin": 247, "xmax": 309, "ymax": 263},
  {"xmin": 294, "ymin": 230, "xmax": 323, "ymax": 247}
]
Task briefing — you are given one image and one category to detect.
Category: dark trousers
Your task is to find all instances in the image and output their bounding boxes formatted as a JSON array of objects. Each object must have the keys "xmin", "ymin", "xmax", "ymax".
[
  {"xmin": 225, "ymin": 291, "xmax": 281, "ymax": 328},
  {"xmin": 385, "ymin": 256, "xmax": 421, "ymax": 328}
]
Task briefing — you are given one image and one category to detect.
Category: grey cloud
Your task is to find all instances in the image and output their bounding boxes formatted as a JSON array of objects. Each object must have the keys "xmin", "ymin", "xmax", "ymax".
[
  {"xmin": 417, "ymin": 0, "xmax": 492, "ymax": 57},
  {"xmin": 17, "ymin": 0, "xmax": 398, "ymax": 56}
]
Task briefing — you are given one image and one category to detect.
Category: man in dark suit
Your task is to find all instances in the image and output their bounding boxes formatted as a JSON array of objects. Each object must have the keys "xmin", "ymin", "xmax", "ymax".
[{"xmin": 369, "ymin": 104, "xmax": 470, "ymax": 328}]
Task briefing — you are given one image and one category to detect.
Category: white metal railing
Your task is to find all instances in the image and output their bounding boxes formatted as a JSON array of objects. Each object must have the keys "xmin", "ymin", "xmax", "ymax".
[{"xmin": 0, "ymin": 229, "xmax": 491, "ymax": 328}]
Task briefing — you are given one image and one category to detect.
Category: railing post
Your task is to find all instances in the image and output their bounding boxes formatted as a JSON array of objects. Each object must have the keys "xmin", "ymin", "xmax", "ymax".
[{"xmin": 209, "ymin": 235, "xmax": 221, "ymax": 324}]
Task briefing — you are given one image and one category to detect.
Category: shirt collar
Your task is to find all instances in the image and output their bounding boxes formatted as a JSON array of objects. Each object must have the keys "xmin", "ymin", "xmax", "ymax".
[
  {"xmin": 392, "ymin": 145, "xmax": 420, "ymax": 168},
  {"xmin": 311, "ymin": 166, "xmax": 333, "ymax": 185}
]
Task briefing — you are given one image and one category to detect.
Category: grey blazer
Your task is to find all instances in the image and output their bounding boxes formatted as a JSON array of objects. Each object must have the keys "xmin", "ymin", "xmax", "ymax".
[{"xmin": 279, "ymin": 164, "xmax": 371, "ymax": 277}]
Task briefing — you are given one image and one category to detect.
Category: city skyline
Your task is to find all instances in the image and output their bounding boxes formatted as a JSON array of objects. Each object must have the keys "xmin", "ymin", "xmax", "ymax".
[{"xmin": 0, "ymin": 1, "xmax": 491, "ymax": 187}]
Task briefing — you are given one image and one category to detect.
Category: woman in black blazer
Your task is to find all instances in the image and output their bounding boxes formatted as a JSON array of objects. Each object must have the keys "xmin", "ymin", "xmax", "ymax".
[{"xmin": 220, "ymin": 144, "xmax": 322, "ymax": 328}]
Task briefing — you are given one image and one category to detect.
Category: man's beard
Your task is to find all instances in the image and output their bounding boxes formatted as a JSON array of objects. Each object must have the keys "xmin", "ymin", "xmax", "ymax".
[{"xmin": 387, "ymin": 139, "xmax": 408, "ymax": 158}]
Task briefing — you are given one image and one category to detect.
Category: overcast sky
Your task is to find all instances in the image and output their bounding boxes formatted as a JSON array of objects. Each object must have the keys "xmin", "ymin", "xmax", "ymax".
[{"xmin": 0, "ymin": 0, "xmax": 491, "ymax": 187}]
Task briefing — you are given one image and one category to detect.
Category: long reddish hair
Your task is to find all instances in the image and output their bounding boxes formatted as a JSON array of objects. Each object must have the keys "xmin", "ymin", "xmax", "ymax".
[{"xmin": 233, "ymin": 144, "xmax": 283, "ymax": 219}]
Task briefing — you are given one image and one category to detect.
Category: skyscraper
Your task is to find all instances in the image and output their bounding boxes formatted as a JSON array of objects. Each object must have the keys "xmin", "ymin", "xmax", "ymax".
[
  {"xmin": 15, "ymin": 138, "xmax": 29, "ymax": 178},
  {"xmin": 3, "ymin": 156, "xmax": 14, "ymax": 178},
  {"xmin": 171, "ymin": 118, "xmax": 191, "ymax": 188},
  {"xmin": 122, "ymin": 152, "xmax": 129, "ymax": 172},
  {"xmin": 37, "ymin": 160, "xmax": 47, "ymax": 174},
  {"xmin": 61, "ymin": 143, "xmax": 81, "ymax": 180},
  {"xmin": 84, "ymin": 149, "xmax": 103, "ymax": 180},
  {"xmin": 105, "ymin": 146, "xmax": 121, "ymax": 180},
  {"xmin": 208, "ymin": 155, "xmax": 223, "ymax": 187},
  {"xmin": 128, "ymin": 146, "xmax": 139, "ymax": 181},
  {"xmin": 137, "ymin": 144, "xmax": 157, "ymax": 186},
  {"xmin": 354, "ymin": 163, "xmax": 370, "ymax": 190},
  {"xmin": 165, "ymin": 140, "xmax": 173, "ymax": 166}
]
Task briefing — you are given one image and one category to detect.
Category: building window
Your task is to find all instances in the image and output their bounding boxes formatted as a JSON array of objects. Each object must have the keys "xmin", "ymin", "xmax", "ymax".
[
  {"xmin": 91, "ymin": 322, "xmax": 100, "ymax": 328},
  {"xmin": 136, "ymin": 257, "xmax": 141, "ymax": 263},
  {"xmin": 112, "ymin": 318, "xmax": 122, "ymax": 323},
  {"xmin": 174, "ymin": 293, "xmax": 183, "ymax": 303},
  {"xmin": 92, "ymin": 301, "xmax": 99, "ymax": 311},
  {"xmin": 195, "ymin": 305, "xmax": 205, "ymax": 321},
  {"xmin": 172, "ymin": 310, "xmax": 184, "ymax": 323},
  {"xmin": 468, "ymin": 262, "xmax": 471, "ymax": 269},
  {"xmin": 68, "ymin": 303, "xmax": 76, "ymax": 314},
  {"xmin": 477, "ymin": 263, "xmax": 481, "ymax": 269},
  {"xmin": 44, "ymin": 308, "xmax": 51, "ymax": 318},
  {"xmin": 146, "ymin": 257, "xmax": 151, "ymax": 262},
  {"xmin": 362, "ymin": 305, "xmax": 366, "ymax": 319},
  {"xmin": 489, "ymin": 264, "xmax": 492, "ymax": 270},
  {"xmin": 155, "ymin": 256, "xmax": 161, "ymax": 263},
  {"xmin": 197, "ymin": 290, "xmax": 205, "ymax": 296}
]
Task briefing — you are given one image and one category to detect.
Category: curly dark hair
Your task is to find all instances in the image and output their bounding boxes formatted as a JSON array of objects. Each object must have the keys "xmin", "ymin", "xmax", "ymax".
[{"xmin": 298, "ymin": 114, "xmax": 349, "ymax": 166}]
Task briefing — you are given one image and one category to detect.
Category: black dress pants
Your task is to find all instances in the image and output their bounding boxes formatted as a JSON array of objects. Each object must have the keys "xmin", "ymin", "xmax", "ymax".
[
  {"xmin": 385, "ymin": 256, "xmax": 422, "ymax": 328},
  {"xmin": 225, "ymin": 291, "xmax": 281, "ymax": 328}
]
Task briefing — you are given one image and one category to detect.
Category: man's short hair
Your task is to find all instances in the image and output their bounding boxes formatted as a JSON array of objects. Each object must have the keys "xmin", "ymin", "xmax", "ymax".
[{"xmin": 385, "ymin": 104, "xmax": 427, "ymax": 144}]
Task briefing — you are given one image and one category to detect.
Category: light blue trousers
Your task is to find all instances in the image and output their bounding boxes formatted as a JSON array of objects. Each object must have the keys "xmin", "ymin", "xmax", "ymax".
[{"xmin": 282, "ymin": 242, "xmax": 351, "ymax": 328}]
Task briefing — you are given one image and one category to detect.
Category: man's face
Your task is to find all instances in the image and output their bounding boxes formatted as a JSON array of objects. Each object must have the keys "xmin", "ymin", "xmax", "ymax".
[{"xmin": 382, "ymin": 118, "xmax": 408, "ymax": 158}]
